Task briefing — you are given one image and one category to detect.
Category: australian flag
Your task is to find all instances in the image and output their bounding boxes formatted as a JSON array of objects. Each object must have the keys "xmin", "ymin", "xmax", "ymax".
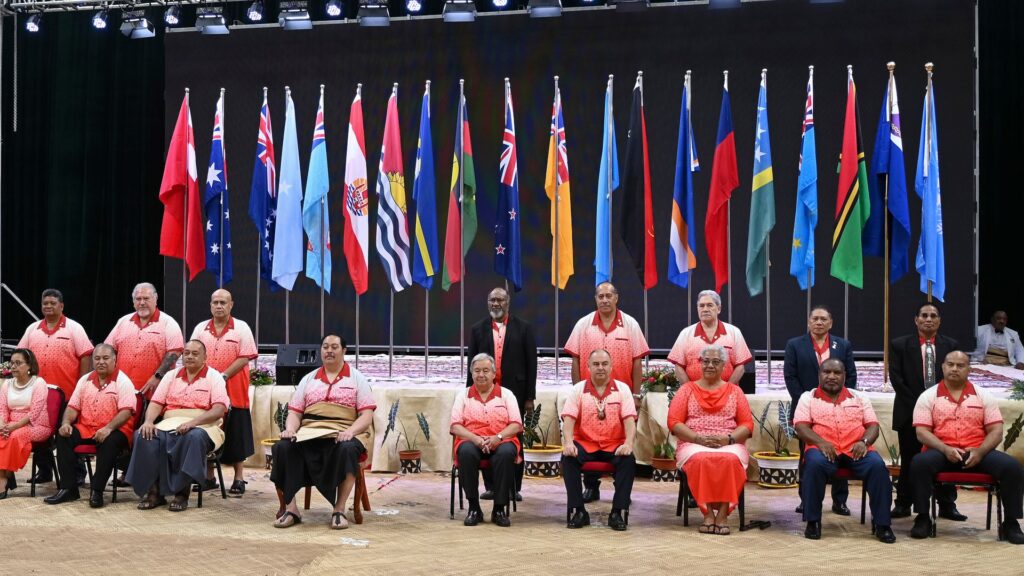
[
  {"xmin": 494, "ymin": 83, "xmax": 522, "ymax": 291},
  {"xmin": 248, "ymin": 92, "xmax": 280, "ymax": 291},
  {"xmin": 204, "ymin": 93, "xmax": 232, "ymax": 286}
]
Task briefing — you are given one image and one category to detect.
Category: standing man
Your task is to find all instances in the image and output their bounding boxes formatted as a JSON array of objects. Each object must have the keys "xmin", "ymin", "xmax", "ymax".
[
  {"xmin": 191, "ymin": 289, "xmax": 258, "ymax": 496},
  {"xmin": 561, "ymin": 349, "xmax": 636, "ymax": 531},
  {"xmin": 17, "ymin": 288, "xmax": 94, "ymax": 483},
  {"xmin": 105, "ymin": 282, "xmax": 184, "ymax": 397},
  {"xmin": 784, "ymin": 305, "xmax": 857, "ymax": 515},
  {"xmin": 466, "ymin": 287, "xmax": 537, "ymax": 501},
  {"xmin": 889, "ymin": 303, "xmax": 960, "ymax": 520},
  {"xmin": 668, "ymin": 290, "xmax": 752, "ymax": 384},
  {"xmin": 972, "ymin": 310, "xmax": 1024, "ymax": 369},
  {"xmin": 564, "ymin": 281, "xmax": 649, "ymax": 503}
]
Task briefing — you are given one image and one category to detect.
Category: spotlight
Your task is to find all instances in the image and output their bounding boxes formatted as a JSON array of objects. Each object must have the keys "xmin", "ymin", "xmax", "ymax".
[
  {"xmin": 279, "ymin": 1, "xmax": 312, "ymax": 29},
  {"xmin": 443, "ymin": 0, "xmax": 475, "ymax": 22},
  {"xmin": 120, "ymin": 10, "xmax": 155, "ymax": 39},
  {"xmin": 357, "ymin": 0, "xmax": 389, "ymax": 26},
  {"xmin": 527, "ymin": 0, "xmax": 560, "ymax": 17},
  {"xmin": 492, "ymin": 0, "xmax": 507, "ymax": 7},
  {"xmin": 196, "ymin": 6, "xmax": 230, "ymax": 34},
  {"xmin": 164, "ymin": 5, "xmax": 181, "ymax": 25},
  {"xmin": 24, "ymin": 13, "xmax": 42, "ymax": 32},
  {"xmin": 405, "ymin": 0, "xmax": 422, "ymax": 13},
  {"xmin": 247, "ymin": 0, "xmax": 264, "ymax": 21},
  {"xmin": 610, "ymin": 0, "xmax": 649, "ymax": 10},
  {"xmin": 325, "ymin": 0, "xmax": 343, "ymax": 17},
  {"xmin": 92, "ymin": 9, "xmax": 109, "ymax": 29}
]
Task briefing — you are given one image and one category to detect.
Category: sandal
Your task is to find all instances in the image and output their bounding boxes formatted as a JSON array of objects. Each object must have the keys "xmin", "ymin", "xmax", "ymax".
[
  {"xmin": 137, "ymin": 495, "xmax": 167, "ymax": 510},
  {"xmin": 274, "ymin": 510, "xmax": 302, "ymax": 528},
  {"xmin": 228, "ymin": 479, "xmax": 246, "ymax": 497},
  {"xmin": 330, "ymin": 511, "xmax": 349, "ymax": 530},
  {"xmin": 698, "ymin": 522, "xmax": 715, "ymax": 534},
  {"xmin": 168, "ymin": 495, "xmax": 189, "ymax": 512},
  {"xmin": 712, "ymin": 524, "xmax": 731, "ymax": 536}
]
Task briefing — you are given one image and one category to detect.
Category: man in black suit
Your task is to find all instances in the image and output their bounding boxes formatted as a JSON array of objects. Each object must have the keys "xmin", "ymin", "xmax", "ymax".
[
  {"xmin": 784, "ymin": 305, "xmax": 858, "ymax": 516},
  {"xmin": 889, "ymin": 302, "xmax": 962, "ymax": 520},
  {"xmin": 467, "ymin": 287, "xmax": 537, "ymax": 501}
]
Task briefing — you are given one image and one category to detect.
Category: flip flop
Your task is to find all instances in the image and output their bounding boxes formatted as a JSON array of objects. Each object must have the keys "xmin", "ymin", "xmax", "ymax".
[
  {"xmin": 137, "ymin": 496, "xmax": 167, "ymax": 510},
  {"xmin": 713, "ymin": 524, "xmax": 731, "ymax": 536},
  {"xmin": 274, "ymin": 511, "xmax": 302, "ymax": 528},
  {"xmin": 228, "ymin": 479, "xmax": 246, "ymax": 497},
  {"xmin": 169, "ymin": 496, "xmax": 189, "ymax": 512},
  {"xmin": 330, "ymin": 511, "xmax": 350, "ymax": 530},
  {"xmin": 698, "ymin": 523, "xmax": 715, "ymax": 534}
]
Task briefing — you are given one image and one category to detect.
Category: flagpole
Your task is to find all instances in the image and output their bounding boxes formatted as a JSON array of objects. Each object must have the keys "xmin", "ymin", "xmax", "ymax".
[
  {"xmin": 805, "ymin": 65, "xmax": 813, "ymax": 318},
  {"xmin": 762, "ymin": 69, "xmax": 771, "ymax": 386},
  {"xmin": 219, "ymin": 88, "xmax": 226, "ymax": 288},
  {"xmin": 389, "ymin": 290, "xmax": 395, "ymax": 378},
  {"xmin": 182, "ymin": 88, "xmax": 189, "ymax": 330},
  {"xmin": 255, "ymin": 86, "xmax": 267, "ymax": 348},
  {"xmin": 424, "ymin": 81, "xmax": 431, "ymax": 377},
  {"xmin": 553, "ymin": 75, "xmax": 561, "ymax": 382},
  {"xmin": 638, "ymin": 71, "xmax": 650, "ymax": 371},
  {"xmin": 607, "ymin": 74, "xmax": 615, "ymax": 285},
  {"xmin": 319, "ymin": 84, "xmax": 326, "ymax": 338},
  {"xmin": 806, "ymin": 271, "xmax": 811, "ymax": 317},
  {"xmin": 355, "ymin": 294, "xmax": 360, "ymax": 369},
  {"xmin": 925, "ymin": 62, "xmax": 935, "ymax": 304},
  {"xmin": 284, "ymin": 85, "xmax": 291, "ymax": 346},
  {"xmin": 724, "ymin": 70, "xmax": 732, "ymax": 324},
  {"xmin": 458, "ymin": 79, "xmax": 466, "ymax": 377},
  {"xmin": 883, "ymin": 62, "xmax": 895, "ymax": 388},
  {"xmin": 685, "ymin": 70, "xmax": 693, "ymax": 328}
]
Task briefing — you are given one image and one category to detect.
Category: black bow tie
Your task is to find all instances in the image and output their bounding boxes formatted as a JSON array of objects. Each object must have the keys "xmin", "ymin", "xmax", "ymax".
[{"xmin": 995, "ymin": 329, "xmax": 1004, "ymax": 334}]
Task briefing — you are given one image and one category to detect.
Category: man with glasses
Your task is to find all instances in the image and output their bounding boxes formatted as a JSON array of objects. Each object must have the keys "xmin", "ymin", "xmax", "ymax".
[{"xmin": 889, "ymin": 303, "xmax": 961, "ymax": 520}]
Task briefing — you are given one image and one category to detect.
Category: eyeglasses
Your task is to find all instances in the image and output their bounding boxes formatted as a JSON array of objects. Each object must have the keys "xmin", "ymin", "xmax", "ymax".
[
  {"xmin": 700, "ymin": 358, "xmax": 724, "ymax": 366},
  {"xmin": 9, "ymin": 360, "xmax": 26, "ymax": 367}
]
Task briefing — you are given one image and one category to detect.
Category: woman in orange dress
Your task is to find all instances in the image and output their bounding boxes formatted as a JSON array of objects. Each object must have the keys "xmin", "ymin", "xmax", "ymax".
[
  {"xmin": 0, "ymin": 349, "xmax": 54, "ymax": 499},
  {"xmin": 667, "ymin": 344, "xmax": 753, "ymax": 535}
]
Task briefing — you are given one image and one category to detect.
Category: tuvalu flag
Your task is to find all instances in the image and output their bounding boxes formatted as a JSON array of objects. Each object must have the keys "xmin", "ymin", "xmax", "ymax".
[
  {"xmin": 545, "ymin": 81, "xmax": 574, "ymax": 290},
  {"xmin": 204, "ymin": 92, "xmax": 232, "ymax": 286},
  {"xmin": 668, "ymin": 71, "xmax": 700, "ymax": 289},
  {"xmin": 343, "ymin": 85, "xmax": 370, "ymax": 296},
  {"xmin": 495, "ymin": 79, "xmax": 522, "ymax": 291},
  {"xmin": 302, "ymin": 88, "xmax": 332, "ymax": 292},
  {"xmin": 375, "ymin": 84, "xmax": 412, "ymax": 293},
  {"xmin": 442, "ymin": 87, "xmax": 477, "ymax": 291},
  {"xmin": 745, "ymin": 70, "xmax": 776, "ymax": 297},
  {"xmin": 830, "ymin": 66, "xmax": 872, "ymax": 289},
  {"xmin": 412, "ymin": 82, "xmax": 439, "ymax": 290},
  {"xmin": 159, "ymin": 92, "xmax": 205, "ymax": 281},
  {"xmin": 915, "ymin": 66, "xmax": 945, "ymax": 301},
  {"xmin": 272, "ymin": 87, "xmax": 304, "ymax": 291},
  {"xmin": 865, "ymin": 66, "xmax": 912, "ymax": 283},
  {"xmin": 619, "ymin": 72, "xmax": 657, "ymax": 290},
  {"xmin": 705, "ymin": 73, "xmax": 738, "ymax": 293},
  {"xmin": 790, "ymin": 68, "xmax": 818, "ymax": 291},
  {"xmin": 595, "ymin": 76, "xmax": 618, "ymax": 286}
]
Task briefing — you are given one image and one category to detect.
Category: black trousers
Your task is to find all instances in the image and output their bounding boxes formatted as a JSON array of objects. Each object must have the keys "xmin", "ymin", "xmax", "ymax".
[
  {"xmin": 911, "ymin": 448, "xmax": 1024, "ymax": 520},
  {"xmin": 55, "ymin": 428, "xmax": 129, "ymax": 492},
  {"xmin": 457, "ymin": 441, "xmax": 517, "ymax": 509},
  {"xmin": 798, "ymin": 440, "xmax": 848, "ymax": 505},
  {"xmin": 897, "ymin": 427, "xmax": 955, "ymax": 510},
  {"xmin": 482, "ymin": 434, "xmax": 524, "ymax": 493},
  {"xmin": 562, "ymin": 443, "xmax": 635, "ymax": 511}
]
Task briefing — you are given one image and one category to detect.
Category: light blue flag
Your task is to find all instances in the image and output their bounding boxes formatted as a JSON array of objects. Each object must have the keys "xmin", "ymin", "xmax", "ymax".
[
  {"xmin": 302, "ymin": 91, "xmax": 332, "ymax": 292},
  {"xmin": 915, "ymin": 74, "xmax": 945, "ymax": 301},
  {"xmin": 412, "ymin": 84, "xmax": 438, "ymax": 290},
  {"xmin": 790, "ymin": 69, "xmax": 817, "ymax": 290},
  {"xmin": 272, "ymin": 89, "xmax": 304, "ymax": 291},
  {"xmin": 594, "ymin": 77, "xmax": 618, "ymax": 285}
]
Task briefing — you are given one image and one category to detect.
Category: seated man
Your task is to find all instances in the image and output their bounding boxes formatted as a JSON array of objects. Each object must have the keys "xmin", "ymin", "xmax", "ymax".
[
  {"xmin": 793, "ymin": 358, "xmax": 896, "ymax": 543},
  {"xmin": 125, "ymin": 339, "xmax": 229, "ymax": 512},
  {"xmin": 972, "ymin": 310, "xmax": 1024, "ymax": 369},
  {"xmin": 46, "ymin": 344, "xmax": 137, "ymax": 508},
  {"xmin": 561, "ymin": 349, "xmax": 636, "ymax": 531},
  {"xmin": 910, "ymin": 351, "xmax": 1024, "ymax": 543}
]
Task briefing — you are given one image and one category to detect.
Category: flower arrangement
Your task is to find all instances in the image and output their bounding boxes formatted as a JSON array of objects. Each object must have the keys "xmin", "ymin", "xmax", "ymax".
[
  {"xmin": 250, "ymin": 367, "xmax": 276, "ymax": 387},
  {"xmin": 639, "ymin": 367, "xmax": 680, "ymax": 399},
  {"xmin": 0, "ymin": 361, "xmax": 11, "ymax": 379},
  {"xmin": 752, "ymin": 400, "xmax": 797, "ymax": 456},
  {"xmin": 383, "ymin": 399, "xmax": 431, "ymax": 451}
]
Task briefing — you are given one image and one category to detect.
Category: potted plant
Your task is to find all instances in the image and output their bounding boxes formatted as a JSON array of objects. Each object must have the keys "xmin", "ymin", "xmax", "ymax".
[
  {"xmin": 383, "ymin": 400, "xmax": 431, "ymax": 473},
  {"xmin": 250, "ymin": 366, "xmax": 276, "ymax": 387},
  {"xmin": 639, "ymin": 367, "xmax": 680, "ymax": 396},
  {"xmin": 751, "ymin": 400, "xmax": 800, "ymax": 488},
  {"xmin": 651, "ymin": 440, "xmax": 678, "ymax": 482},
  {"xmin": 261, "ymin": 402, "xmax": 290, "ymax": 469},
  {"xmin": 877, "ymin": 427, "xmax": 902, "ymax": 482},
  {"xmin": 522, "ymin": 404, "xmax": 562, "ymax": 478}
]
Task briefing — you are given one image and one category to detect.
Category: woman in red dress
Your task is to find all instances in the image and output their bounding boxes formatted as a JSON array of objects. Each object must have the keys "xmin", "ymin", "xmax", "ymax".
[{"xmin": 0, "ymin": 349, "xmax": 54, "ymax": 498}]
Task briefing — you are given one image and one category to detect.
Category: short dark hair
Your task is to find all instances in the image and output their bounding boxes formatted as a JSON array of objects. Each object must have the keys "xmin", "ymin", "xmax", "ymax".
[
  {"xmin": 93, "ymin": 343, "xmax": 117, "ymax": 358},
  {"xmin": 184, "ymin": 339, "xmax": 207, "ymax": 354},
  {"xmin": 321, "ymin": 334, "xmax": 348, "ymax": 349},
  {"xmin": 820, "ymin": 358, "xmax": 845, "ymax": 373},
  {"xmin": 41, "ymin": 288, "xmax": 64, "ymax": 303},
  {"xmin": 809, "ymin": 305, "xmax": 832, "ymax": 318},
  {"xmin": 11, "ymin": 348, "xmax": 40, "ymax": 376},
  {"xmin": 595, "ymin": 281, "xmax": 618, "ymax": 295},
  {"xmin": 916, "ymin": 302, "xmax": 941, "ymax": 317}
]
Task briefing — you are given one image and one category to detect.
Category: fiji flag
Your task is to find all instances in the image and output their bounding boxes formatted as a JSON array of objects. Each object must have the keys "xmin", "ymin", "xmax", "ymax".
[
  {"xmin": 668, "ymin": 71, "xmax": 699, "ymax": 288},
  {"xmin": 248, "ymin": 90, "xmax": 280, "ymax": 291},
  {"xmin": 412, "ymin": 82, "xmax": 439, "ymax": 290},
  {"xmin": 915, "ymin": 69, "xmax": 945, "ymax": 301},
  {"xmin": 495, "ymin": 80, "xmax": 522, "ymax": 291},
  {"xmin": 204, "ymin": 93, "xmax": 232, "ymax": 286},
  {"xmin": 302, "ymin": 90, "xmax": 332, "ymax": 292}
]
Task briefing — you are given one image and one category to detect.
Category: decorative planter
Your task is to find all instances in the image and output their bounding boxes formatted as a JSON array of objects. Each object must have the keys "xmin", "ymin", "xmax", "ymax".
[
  {"xmin": 886, "ymin": 465, "xmax": 901, "ymax": 491},
  {"xmin": 753, "ymin": 451, "xmax": 800, "ymax": 488},
  {"xmin": 651, "ymin": 457, "xmax": 679, "ymax": 482},
  {"xmin": 399, "ymin": 450, "xmax": 422, "ymax": 474},
  {"xmin": 524, "ymin": 446, "xmax": 562, "ymax": 478},
  {"xmin": 261, "ymin": 438, "xmax": 278, "ymax": 469}
]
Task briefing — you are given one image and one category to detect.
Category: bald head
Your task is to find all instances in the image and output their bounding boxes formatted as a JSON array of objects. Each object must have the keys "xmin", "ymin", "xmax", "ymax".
[{"xmin": 211, "ymin": 289, "xmax": 234, "ymax": 320}]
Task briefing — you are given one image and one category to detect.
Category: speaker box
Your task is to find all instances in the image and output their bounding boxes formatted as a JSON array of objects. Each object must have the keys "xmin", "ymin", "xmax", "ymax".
[
  {"xmin": 738, "ymin": 360, "xmax": 756, "ymax": 395},
  {"xmin": 275, "ymin": 344, "xmax": 321, "ymax": 387}
]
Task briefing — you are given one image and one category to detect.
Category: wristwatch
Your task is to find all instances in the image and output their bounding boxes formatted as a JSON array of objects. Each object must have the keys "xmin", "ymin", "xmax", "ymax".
[
  {"xmin": 496, "ymin": 433, "xmax": 504, "ymax": 441},
  {"xmin": 860, "ymin": 437, "xmax": 871, "ymax": 446}
]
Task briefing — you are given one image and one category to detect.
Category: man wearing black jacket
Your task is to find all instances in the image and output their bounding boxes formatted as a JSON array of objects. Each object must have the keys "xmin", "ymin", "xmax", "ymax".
[{"xmin": 467, "ymin": 287, "xmax": 537, "ymax": 500}]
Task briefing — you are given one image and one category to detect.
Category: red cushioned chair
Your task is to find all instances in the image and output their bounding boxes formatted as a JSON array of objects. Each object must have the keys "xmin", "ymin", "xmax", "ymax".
[
  {"xmin": 449, "ymin": 436, "xmax": 516, "ymax": 519},
  {"xmin": 30, "ymin": 386, "xmax": 65, "ymax": 497},
  {"xmin": 930, "ymin": 472, "xmax": 1002, "ymax": 539},
  {"xmin": 75, "ymin": 393, "xmax": 145, "ymax": 503},
  {"xmin": 564, "ymin": 461, "xmax": 630, "ymax": 526},
  {"xmin": 676, "ymin": 468, "xmax": 748, "ymax": 530},
  {"xmin": 830, "ymin": 467, "xmax": 869, "ymax": 527}
]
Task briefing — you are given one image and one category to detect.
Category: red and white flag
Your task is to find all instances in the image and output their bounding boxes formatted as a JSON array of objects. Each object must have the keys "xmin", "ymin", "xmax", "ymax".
[
  {"xmin": 343, "ymin": 86, "xmax": 370, "ymax": 295},
  {"xmin": 158, "ymin": 93, "xmax": 205, "ymax": 280}
]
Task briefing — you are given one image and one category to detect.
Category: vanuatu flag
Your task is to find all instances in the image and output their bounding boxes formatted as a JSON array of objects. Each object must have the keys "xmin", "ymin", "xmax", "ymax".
[{"xmin": 830, "ymin": 67, "xmax": 871, "ymax": 289}]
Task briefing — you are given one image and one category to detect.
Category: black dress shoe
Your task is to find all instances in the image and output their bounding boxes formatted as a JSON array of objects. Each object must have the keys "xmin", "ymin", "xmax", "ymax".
[
  {"xmin": 463, "ymin": 509, "xmax": 484, "ymax": 526},
  {"xmin": 514, "ymin": 492, "xmax": 523, "ymax": 502},
  {"xmin": 89, "ymin": 491, "xmax": 105, "ymax": 508},
  {"xmin": 938, "ymin": 505, "xmax": 968, "ymax": 522},
  {"xmin": 910, "ymin": 515, "xmax": 932, "ymax": 539},
  {"xmin": 831, "ymin": 502, "xmax": 851, "ymax": 516},
  {"xmin": 29, "ymin": 473, "xmax": 53, "ymax": 484},
  {"xmin": 479, "ymin": 490, "xmax": 495, "ymax": 501},
  {"xmin": 608, "ymin": 510, "xmax": 627, "ymax": 532},
  {"xmin": 44, "ymin": 489, "xmax": 80, "ymax": 505},
  {"xmin": 1002, "ymin": 520, "xmax": 1024, "ymax": 545},
  {"xmin": 491, "ymin": 509, "xmax": 511, "ymax": 527},
  {"xmin": 875, "ymin": 525, "xmax": 896, "ymax": 544},
  {"xmin": 795, "ymin": 503, "xmax": 804, "ymax": 514},
  {"xmin": 890, "ymin": 504, "xmax": 912, "ymax": 518},
  {"xmin": 804, "ymin": 521, "xmax": 821, "ymax": 540},
  {"xmin": 582, "ymin": 488, "xmax": 600, "ymax": 503},
  {"xmin": 567, "ymin": 508, "xmax": 591, "ymax": 529}
]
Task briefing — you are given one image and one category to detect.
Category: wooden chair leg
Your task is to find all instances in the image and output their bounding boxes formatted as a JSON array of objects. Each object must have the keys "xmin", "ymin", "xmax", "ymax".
[
  {"xmin": 353, "ymin": 469, "xmax": 366, "ymax": 525},
  {"xmin": 304, "ymin": 486, "xmax": 312, "ymax": 510},
  {"xmin": 359, "ymin": 467, "xmax": 371, "ymax": 512}
]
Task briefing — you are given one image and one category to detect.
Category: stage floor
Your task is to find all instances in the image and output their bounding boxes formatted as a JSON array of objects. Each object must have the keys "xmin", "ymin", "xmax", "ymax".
[{"xmin": 1, "ymin": 467, "xmax": 1017, "ymax": 576}]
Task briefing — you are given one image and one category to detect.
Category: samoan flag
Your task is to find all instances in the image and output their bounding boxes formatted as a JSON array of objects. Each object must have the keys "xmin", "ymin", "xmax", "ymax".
[
  {"xmin": 204, "ymin": 93, "xmax": 232, "ymax": 286},
  {"xmin": 248, "ymin": 92, "xmax": 280, "ymax": 291},
  {"xmin": 494, "ymin": 82, "xmax": 522, "ymax": 291}
]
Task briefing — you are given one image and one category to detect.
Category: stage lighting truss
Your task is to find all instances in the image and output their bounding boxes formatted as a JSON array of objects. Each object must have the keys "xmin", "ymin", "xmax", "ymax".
[
  {"xmin": 527, "ymin": 0, "xmax": 560, "ymax": 17},
  {"xmin": 279, "ymin": 0, "xmax": 313, "ymax": 28},
  {"xmin": 325, "ymin": 0, "xmax": 343, "ymax": 18},
  {"xmin": 357, "ymin": 0, "xmax": 389, "ymax": 26},
  {"xmin": 610, "ymin": 0, "xmax": 648, "ymax": 10},
  {"xmin": 120, "ymin": 9, "xmax": 155, "ymax": 38},
  {"xmin": 196, "ymin": 5, "xmax": 230, "ymax": 33},
  {"xmin": 443, "ymin": 0, "xmax": 475, "ymax": 22}
]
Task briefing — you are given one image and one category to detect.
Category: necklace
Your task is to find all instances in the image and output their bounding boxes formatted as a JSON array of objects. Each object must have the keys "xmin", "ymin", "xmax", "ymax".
[
  {"xmin": 592, "ymin": 394, "xmax": 609, "ymax": 420},
  {"xmin": 12, "ymin": 375, "xmax": 35, "ymax": 391}
]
